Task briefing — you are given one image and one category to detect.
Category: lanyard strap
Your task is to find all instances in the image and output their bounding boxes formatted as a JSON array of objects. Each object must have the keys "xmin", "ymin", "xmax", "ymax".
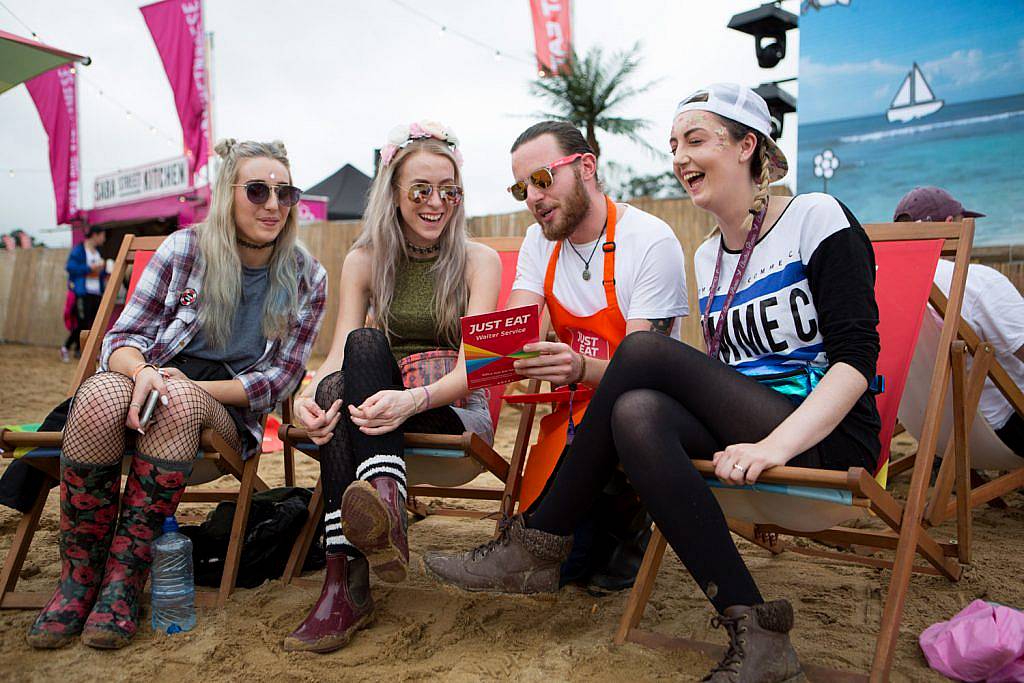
[{"xmin": 702, "ymin": 207, "xmax": 768, "ymax": 360}]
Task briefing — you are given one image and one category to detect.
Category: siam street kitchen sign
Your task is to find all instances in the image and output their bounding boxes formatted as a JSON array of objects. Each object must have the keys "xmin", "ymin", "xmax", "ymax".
[{"xmin": 93, "ymin": 156, "xmax": 191, "ymax": 208}]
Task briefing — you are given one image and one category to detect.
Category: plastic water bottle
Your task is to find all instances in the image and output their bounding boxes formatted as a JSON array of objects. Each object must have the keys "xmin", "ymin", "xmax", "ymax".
[{"xmin": 151, "ymin": 515, "xmax": 196, "ymax": 634}]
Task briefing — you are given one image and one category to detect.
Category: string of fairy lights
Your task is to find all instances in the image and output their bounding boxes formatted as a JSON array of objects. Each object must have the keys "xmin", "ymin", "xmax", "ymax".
[
  {"xmin": 386, "ymin": 0, "xmax": 539, "ymax": 72},
  {"xmin": 2, "ymin": 0, "xmax": 547, "ymax": 180}
]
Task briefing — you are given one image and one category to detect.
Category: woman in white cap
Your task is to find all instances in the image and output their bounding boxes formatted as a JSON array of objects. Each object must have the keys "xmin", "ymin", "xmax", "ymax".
[{"xmin": 424, "ymin": 83, "xmax": 881, "ymax": 681}]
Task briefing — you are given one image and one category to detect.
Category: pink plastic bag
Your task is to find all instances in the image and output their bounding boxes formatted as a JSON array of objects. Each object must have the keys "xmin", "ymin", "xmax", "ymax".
[{"xmin": 920, "ymin": 599, "xmax": 1024, "ymax": 681}]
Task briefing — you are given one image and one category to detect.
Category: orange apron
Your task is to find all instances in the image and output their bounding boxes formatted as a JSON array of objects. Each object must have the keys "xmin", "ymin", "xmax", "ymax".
[{"xmin": 518, "ymin": 196, "xmax": 628, "ymax": 509}]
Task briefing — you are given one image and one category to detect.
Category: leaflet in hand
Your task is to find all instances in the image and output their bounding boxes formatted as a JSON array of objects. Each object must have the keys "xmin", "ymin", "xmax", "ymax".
[{"xmin": 461, "ymin": 304, "xmax": 540, "ymax": 390}]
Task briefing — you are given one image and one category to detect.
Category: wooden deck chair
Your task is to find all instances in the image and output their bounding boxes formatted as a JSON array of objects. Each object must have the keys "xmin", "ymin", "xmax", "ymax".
[
  {"xmin": 615, "ymin": 220, "xmax": 976, "ymax": 682},
  {"xmin": 1, "ymin": 234, "xmax": 272, "ymax": 610},
  {"xmin": 897, "ymin": 284, "xmax": 1024, "ymax": 529},
  {"xmin": 278, "ymin": 236, "xmax": 542, "ymax": 583}
]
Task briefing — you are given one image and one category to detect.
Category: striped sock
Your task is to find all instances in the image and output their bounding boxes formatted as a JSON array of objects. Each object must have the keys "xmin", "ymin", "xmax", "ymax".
[
  {"xmin": 356, "ymin": 454, "xmax": 407, "ymax": 500},
  {"xmin": 324, "ymin": 508, "xmax": 359, "ymax": 558}
]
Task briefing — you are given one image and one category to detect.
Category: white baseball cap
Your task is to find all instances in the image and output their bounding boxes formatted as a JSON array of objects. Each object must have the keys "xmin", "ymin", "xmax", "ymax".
[{"xmin": 673, "ymin": 83, "xmax": 788, "ymax": 182}]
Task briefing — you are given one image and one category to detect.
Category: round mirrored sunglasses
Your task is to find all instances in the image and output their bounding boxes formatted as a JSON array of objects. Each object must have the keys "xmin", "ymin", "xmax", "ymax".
[{"xmin": 403, "ymin": 183, "xmax": 464, "ymax": 205}]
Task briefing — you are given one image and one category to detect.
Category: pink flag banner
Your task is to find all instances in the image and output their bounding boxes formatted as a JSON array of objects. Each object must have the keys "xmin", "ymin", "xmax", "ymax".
[
  {"xmin": 26, "ymin": 65, "xmax": 80, "ymax": 224},
  {"xmin": 529, "ymin": 0, "xmax": 572, "ymax": 76},
  {"xmin": 140, "ymin": 0, "xmax": 210, "ymax": 183}
]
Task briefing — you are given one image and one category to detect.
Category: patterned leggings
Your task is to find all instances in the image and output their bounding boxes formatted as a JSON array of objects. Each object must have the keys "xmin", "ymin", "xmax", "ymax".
[
  {"xmin": 63, "ymin": 371, "xmax": 241, "ymax": 465},
  {"xmin": 316, "ymin": 328, "xmax": 464, "ymax": 556}
]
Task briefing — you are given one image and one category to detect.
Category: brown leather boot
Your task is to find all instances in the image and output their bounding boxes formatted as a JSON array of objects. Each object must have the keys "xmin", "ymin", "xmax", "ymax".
[
  {"xmin": 423, "ymin": 515, "xmax": 572, "ymax": 593},
  {"xmin": 702, "ymin": 599, "xmax": 806, "ymax": 682},
  {"xmin": 283, "ymin": 554, "xmax": 374, "ymax": 653},
  {"xmin": 341, "ymin": 478, "xmax": 409, "ymax": 583}
]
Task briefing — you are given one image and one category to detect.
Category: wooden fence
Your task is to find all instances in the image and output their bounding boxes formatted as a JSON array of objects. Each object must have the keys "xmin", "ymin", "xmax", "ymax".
[{"xmin": 2, "ymin": 198, "xmax": 1021, "ymax": 353}]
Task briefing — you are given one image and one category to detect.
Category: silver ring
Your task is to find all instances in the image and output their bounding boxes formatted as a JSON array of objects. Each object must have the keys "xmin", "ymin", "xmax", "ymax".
[
  {"xmin": 732, "ymin": 464, "xmax": 746, "ymax": 472},
  {"xmin": 130, "ymin": 402, "xmax": 142, "ymax": 408}
]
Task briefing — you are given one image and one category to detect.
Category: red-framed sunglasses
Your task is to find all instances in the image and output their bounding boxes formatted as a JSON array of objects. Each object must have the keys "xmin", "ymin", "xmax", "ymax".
[{"xmin": 507, "ymin": 153, "xmax": 584, "ymax": 201}]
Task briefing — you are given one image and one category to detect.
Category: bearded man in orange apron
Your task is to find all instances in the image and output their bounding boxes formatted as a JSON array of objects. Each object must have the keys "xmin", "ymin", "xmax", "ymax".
[{"xmin": 471, "ymin": 121, "xmax": 688, "ymax": 591}]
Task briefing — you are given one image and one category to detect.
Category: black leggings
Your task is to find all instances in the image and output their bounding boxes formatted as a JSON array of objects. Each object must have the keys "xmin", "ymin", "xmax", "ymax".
[
  {"xmin": 527, "ymin": 332, "xmax": 871, "ymax": 612},
  {"xmin": 316, "ymin": 328, "xmax": 464, "ymax": 522},
  {"xmin": 64, "ymin": 294, "xmax": 101, "ymax": 351}
]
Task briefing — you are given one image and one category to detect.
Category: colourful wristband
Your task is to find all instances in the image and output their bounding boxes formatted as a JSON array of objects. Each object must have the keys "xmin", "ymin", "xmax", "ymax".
[{"xmin": 131, "ymin": 362, "xmax": 159, "ymax": 383}]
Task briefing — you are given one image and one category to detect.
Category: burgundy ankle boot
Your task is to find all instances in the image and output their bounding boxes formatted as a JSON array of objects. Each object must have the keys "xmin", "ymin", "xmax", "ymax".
[
  {"xmin": 283, "ymin": 554, "xmax": 374, "ymax": 653},
  {"xmin": 80, "ymin": 455, "xmax": 189, "ymax": 650},
  {"xmin": 341, "ymin": 477, "xmax": 409, "ymax": 583},
  {"xmin": 26, "ymin": 460, "xmax": 121, "ymax": 649}
]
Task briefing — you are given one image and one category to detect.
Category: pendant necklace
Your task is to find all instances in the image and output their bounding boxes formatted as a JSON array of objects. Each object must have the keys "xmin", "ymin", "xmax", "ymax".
[{"xmin": 566, "ymin": 223, "xmax": 606, "ymax": 281}]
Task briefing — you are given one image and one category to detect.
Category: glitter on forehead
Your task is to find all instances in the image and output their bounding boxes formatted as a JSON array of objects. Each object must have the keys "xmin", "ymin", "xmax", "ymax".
[
  {"xmin": 675, "ymin": 111, "xmax": 715, "ymax": 130},
  {"xmin": 269, "ymin": 172, "xmax": 277, "ymax": 180},
  {"xmin": 714, "ymin": 126, "xmax": 729, "ymax": 151}
]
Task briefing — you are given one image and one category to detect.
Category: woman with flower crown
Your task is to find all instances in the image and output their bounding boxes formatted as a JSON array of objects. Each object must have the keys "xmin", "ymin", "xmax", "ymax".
[
  {"xmin": 284, "ymin": 121, "xmax": 501, "ymax": 653},
  {"xmin": 26, "ymin": 139, "xmax": 327, "ymax": 650}
]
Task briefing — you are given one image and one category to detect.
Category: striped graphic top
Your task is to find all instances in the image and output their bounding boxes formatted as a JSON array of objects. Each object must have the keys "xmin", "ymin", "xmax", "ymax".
[{"xmin": 695, "ymin": 193, "xmax": 849, "ymax": 378}]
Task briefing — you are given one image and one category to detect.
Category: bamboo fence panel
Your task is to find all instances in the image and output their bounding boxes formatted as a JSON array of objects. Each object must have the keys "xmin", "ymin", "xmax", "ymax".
[{"xmin": 2, "ymin": 196, "xmax": 1021, "ymax": 351}]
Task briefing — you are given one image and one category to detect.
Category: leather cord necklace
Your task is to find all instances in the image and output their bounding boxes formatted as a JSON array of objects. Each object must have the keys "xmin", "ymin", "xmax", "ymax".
[{"xmin": 565, "ymin": 222, "xmax": 606, "ymax": 281}]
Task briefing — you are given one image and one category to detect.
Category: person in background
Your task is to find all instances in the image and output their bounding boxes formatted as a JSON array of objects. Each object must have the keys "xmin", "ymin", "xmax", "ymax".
[
  {"xmin": 894, "ymin": 186, "xmax": 1024, "ymax": 455},
  {"xmin": 62, "ymin": 226, "xmax": 108, "ymax": 362}
]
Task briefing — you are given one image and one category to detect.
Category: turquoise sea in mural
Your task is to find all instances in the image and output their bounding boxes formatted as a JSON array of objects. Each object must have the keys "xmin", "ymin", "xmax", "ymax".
[{"xmin": 798, "ymin": 94, "xmax": 1023, "ymax": 245}]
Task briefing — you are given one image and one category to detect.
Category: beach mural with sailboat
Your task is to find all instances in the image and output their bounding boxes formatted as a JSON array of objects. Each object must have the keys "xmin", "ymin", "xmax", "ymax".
[{"xmin": 797, "ymin": 0, "xmax": 1023, "ymax": 245}]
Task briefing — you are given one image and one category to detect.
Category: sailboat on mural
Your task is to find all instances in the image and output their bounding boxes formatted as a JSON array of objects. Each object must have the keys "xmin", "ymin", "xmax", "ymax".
[{"xmin": 886, "ymin": 62, "xmax": 944, "ymax": 123}]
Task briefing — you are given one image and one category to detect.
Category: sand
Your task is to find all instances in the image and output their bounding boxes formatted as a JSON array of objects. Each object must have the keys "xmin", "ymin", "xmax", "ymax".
[{"xmin": 1, "ymin": 342, "xmax": 1023, "ymax": 681}]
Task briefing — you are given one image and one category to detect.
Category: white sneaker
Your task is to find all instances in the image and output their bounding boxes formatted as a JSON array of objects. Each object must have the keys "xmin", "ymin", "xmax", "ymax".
[{"xmin": 59, "ymin": 347, "xmax": 71, "ymax": 363}]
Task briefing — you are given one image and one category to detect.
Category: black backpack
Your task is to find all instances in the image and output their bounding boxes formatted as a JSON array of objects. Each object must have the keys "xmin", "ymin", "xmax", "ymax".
[{"xmin": 180, "ymin": 486, "xmax": 326, "ymax": 588}]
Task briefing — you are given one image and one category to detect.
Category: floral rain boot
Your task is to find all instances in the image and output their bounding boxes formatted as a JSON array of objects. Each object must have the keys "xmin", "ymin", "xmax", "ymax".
[
  {"xmin": 26, "ymin": 460, "xmax": 121, "ymax": 649},
  {"xmin": 80, "ymin": 454, "xmax": 189, "ymax": 649}
]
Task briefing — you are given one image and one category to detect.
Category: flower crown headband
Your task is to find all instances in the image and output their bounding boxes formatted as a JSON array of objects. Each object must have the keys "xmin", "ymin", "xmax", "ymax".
[{"xmin": 380, "ymin": 120, "xmax": 463, "ymax": 168}]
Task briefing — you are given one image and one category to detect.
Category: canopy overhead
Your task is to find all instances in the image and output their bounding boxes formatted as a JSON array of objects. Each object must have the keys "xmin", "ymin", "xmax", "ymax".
[
  {"xmin": 305, "ymin": 164, "xmax": 372, "ymax": 220},
  {"xmin": 0, "ymin": 29, "xmax": 90, "ymax": 95}
]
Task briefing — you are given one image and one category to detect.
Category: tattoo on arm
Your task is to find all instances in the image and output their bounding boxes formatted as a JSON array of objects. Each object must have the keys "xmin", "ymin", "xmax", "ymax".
[{"xmin": 648, "ymin": 317, "xmax": 674, "ymax": 336}]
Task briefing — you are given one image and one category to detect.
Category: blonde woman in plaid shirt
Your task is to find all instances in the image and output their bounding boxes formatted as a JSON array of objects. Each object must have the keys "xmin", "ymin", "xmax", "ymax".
[{"xmin": 26, "ymin": 139, "xmax": 327, "ymax": 651}]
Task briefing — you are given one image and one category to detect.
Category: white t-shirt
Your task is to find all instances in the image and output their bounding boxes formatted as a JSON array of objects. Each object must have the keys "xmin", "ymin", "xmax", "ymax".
[
  {"xmin": 932, "ymin": 259, "xmax": 1024, "ymax": 430},
  {"xmin": 84, "ymin": 245, "xmax": 103, "ymax": 295},
  {"xmin": 693, "ymin": 193, "xmax": 850, "ymax": 376},
  {"xmin": 512, "ymin": 204, "xmax": 689, "ymax": 333}
]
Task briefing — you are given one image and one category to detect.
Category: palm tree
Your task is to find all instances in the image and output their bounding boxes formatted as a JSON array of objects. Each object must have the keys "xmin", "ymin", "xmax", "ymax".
[{"xmin": 529, "ymin": 42, "xmax": 660, "ymax": 161}]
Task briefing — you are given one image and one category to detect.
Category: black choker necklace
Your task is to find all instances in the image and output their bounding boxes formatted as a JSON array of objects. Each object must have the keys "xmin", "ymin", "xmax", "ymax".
[
  {"xmin": 237, "ymin": 236, "xmax": 278, "ymax": 250},
  {"xmin": 405, "ymin": 238, "xmax": 440, "ymax": 256}
]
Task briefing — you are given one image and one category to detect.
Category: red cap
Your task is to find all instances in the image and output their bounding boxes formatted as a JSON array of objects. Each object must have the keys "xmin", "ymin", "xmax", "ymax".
[{"xmin": 893, "ymin": 187, "xmax": 985, "ymax": 222}]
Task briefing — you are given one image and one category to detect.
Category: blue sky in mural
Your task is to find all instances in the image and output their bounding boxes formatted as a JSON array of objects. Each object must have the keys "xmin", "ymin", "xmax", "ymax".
[
  {"xmin": 797, "ymin": 1, "xmax": 1023, "ymax": 245},
  {"xmin": 799, "ymin": 0, "xmax": 1024, "ymax": 123}
]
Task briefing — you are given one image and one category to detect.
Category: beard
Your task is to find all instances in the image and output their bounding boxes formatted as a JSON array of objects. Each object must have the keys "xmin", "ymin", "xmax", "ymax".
[{"xmin": 538, "ymin": 171, "xmax": 591, "ymax": 242}]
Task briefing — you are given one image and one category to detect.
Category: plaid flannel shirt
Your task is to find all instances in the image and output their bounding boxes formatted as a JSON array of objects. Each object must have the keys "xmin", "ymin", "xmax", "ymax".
[{"xmin": 100, "ymin": 228, "xmax": 327, "ymax": 457}]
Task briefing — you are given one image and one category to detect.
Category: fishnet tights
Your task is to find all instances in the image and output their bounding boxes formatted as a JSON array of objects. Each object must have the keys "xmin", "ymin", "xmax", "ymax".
[{"xmin": 63, "ymin": 371, "xmax": 241, "ymax": 465}]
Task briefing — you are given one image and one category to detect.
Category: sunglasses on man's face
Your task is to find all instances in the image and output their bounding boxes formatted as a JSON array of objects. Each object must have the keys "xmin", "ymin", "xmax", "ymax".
[
  {"xmin": 402, "ymin": 183, "xmax": 464, "ymax": 205},
  {"xmin": 232, "ymin": 181, "xmax": 302, "ymax": 208},
  {"xmin": 507, "ymin": 153, "xmax": 584, "ymax": 201}
]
